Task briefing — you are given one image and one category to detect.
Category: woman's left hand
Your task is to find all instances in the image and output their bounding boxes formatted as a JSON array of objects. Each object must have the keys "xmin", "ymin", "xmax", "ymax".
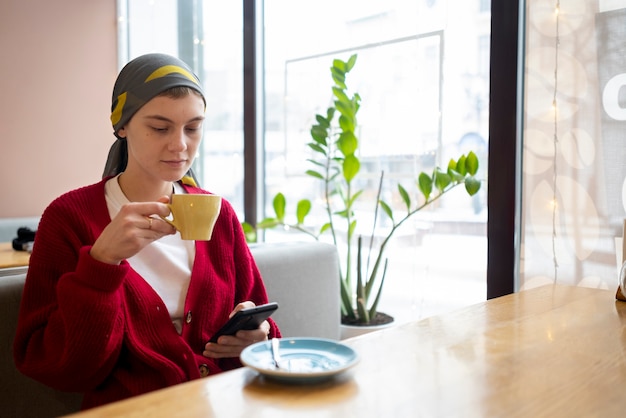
[{"xmin": 202, "ymin": 301, "xmax": 270, "ymax": 359}]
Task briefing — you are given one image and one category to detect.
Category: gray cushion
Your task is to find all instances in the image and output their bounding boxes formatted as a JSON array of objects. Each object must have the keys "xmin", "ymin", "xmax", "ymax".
[
  {"xmin": 0, "ymin": 274, "xmax": 82, "ymax": 417},
  {"xmin": 251, "ymin": 241, "xmax": 340, "ymax": 339}
]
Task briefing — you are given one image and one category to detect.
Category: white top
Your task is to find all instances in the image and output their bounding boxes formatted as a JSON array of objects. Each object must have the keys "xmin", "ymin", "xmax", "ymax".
[{"xmin": 104, "ymin": 175, "xmax": 195, "ymax": 334}]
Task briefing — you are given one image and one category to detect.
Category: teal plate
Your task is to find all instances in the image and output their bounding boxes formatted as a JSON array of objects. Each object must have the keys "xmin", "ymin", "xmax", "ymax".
[{"xmin": 240, "ymin": 337, "xmax": 359, "ymax": 383}]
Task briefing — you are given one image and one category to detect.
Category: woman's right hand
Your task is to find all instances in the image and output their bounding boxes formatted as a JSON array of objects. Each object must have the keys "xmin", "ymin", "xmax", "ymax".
[{"xmin": 89, "ymin": 197, "xmax": 176, "ymax": 265}]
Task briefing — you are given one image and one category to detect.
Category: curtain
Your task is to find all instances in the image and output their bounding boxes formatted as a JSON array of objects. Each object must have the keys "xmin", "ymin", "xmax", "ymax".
[{"xmin": 522, "ymin": 0, "xmax": 626, "ymax": 290}]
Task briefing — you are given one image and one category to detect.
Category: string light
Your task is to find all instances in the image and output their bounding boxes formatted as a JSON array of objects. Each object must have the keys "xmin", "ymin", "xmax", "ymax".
[
  {"xmin": 551, "ymin": 0, "xmax": 560, "ymax": 282},
  {"xmin": 548, "ymin": 199, "xmax": 558, "ymax": 210}
]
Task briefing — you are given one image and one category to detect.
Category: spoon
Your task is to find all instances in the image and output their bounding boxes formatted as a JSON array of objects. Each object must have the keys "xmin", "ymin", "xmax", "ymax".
[{"xmin": 271, "ymin": 338, "xmax": 288, "ymax": 371}]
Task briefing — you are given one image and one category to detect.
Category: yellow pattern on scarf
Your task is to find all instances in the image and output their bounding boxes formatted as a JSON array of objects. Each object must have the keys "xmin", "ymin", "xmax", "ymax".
[
  {"xmin": 181, "ymin": 175, "xmax": 197, "ymax": 187},
  {"xmin": 145, "ymin": 65, "xmax": 199, "ymax": 85}
]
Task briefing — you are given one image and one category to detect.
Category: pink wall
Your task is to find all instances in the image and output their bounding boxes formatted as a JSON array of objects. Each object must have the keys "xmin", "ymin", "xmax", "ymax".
[{"xmin": 0, "ymin": 0, "xmax": 117, "ymax": 217}]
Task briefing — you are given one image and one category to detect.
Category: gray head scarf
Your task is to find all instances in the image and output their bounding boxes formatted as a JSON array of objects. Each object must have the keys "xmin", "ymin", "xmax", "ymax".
[{"xmin": 102, "ymin": 53, "xmax": 206, "ymax": 186}]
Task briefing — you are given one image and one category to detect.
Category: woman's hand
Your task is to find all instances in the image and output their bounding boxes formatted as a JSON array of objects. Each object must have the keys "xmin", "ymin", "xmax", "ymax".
[
  {"xmin": 203, "ymin": 301, "xmax": 271, "ymax": 359},
  {"xmin": 90, "ymin": 196, "xmax": 176, "ymax": 265}
]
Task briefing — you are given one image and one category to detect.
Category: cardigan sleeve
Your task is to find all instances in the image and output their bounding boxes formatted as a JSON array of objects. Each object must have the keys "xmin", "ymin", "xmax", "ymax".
[{"xmin": 13, "ymin": 192, "xmax": 129, "ymax": 392}]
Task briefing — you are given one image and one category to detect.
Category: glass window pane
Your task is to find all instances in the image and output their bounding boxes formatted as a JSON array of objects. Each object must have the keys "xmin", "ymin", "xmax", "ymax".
[
  {"xmin": 264, "ymin": 0, "xmax": 489, "ymax": 323},
  {"xmin": 123, "ymin": 0, "xmax": 490, "ymax": 324},
  {"xmin": 198, "ymin": 2, "xmax": 244, "ymax": 215},
  {"xmin": 126, "ymin": 0, "xmax": 179, "ymax": 58},
  {"xmin": 124, "ymin": 0, "xmax": 244, "ymax": 217}
]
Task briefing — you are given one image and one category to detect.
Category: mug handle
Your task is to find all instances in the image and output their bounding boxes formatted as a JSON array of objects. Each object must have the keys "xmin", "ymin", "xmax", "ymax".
[{"xmin": 159, "ymin": 204, "xmax": 179, "ymax": 231}]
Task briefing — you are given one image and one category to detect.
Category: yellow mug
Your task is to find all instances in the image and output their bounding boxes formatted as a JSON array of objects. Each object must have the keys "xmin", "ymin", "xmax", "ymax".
[{"xmin": 160, "ymin": 194, "xmax": 222, "ymax": 240}]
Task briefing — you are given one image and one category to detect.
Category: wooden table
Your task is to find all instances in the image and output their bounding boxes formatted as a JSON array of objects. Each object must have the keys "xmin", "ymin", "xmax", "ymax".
[
  {"xmin": 65, "ymin": 284, "xmax": 626, "ymax": 418},
  {"xmin": 0, "ymin": 242, "xmax": 30, "ymax": 274}
]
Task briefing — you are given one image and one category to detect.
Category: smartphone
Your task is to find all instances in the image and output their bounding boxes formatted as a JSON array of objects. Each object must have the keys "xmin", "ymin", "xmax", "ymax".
[{"xmin": 208, "ymin": 302, "xmax": 278, "ymax": 343}]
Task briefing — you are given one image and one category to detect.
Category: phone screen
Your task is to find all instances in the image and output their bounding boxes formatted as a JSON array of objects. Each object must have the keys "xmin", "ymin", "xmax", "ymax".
[{"xmin": 208, "ymin": 302, "xmax": 278, "ymax": 343}]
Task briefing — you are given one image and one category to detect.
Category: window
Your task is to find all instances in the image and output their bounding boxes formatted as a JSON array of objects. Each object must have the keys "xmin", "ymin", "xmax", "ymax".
[
  {"xmin": 122, "ymin": 0, "xmax": 491, "ymax": 323},
  {"xmin": 122, "ymin": 0, "xmax": 245, "ymax": 214},
  {"xmin": 263, "ymin": 0, "xmax": 489, "ymax": 322},
  {"xmin": 480, "ymin": 0, "xmax": 491, "ymax": 13}
]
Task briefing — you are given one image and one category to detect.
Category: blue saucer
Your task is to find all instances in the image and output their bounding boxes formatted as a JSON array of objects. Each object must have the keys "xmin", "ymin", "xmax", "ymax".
[{"xmin": 240, "ymin": 337, "xmax": 359, "ymax": 383}]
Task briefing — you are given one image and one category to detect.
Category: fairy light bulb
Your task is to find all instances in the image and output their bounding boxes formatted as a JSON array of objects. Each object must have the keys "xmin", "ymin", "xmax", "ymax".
[{"xmin": 548, "ymin": 199, "xmax": 558, "ymax": 210}]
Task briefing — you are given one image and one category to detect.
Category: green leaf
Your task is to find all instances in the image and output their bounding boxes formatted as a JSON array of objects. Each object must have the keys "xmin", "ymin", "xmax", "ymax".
[
  {"xmin": 448, "ymin": 167, "xmax": 464, "ymax": 182},
  {"xmin": 257, "ymin": 218, "xmax": 279, "ymax": 229},
  {"xmin": 337, "ymin": 131, "xmax": 358, "ymax": 156},
  {"xmin": 338, "ymin": 114, "xmax": 356, "ymax": 133},
  {"xmin": 434, "ymin": 168, "xmax": 452, "ymax": 191},
  {"xmin": 272, "ymin": 193, "xmax": 286, "ymax": 220},
  {"xmin": 335, "ymin": 99, "xmax": 354, "ymax": 117},
  {"xmin": 348, "ymin": 220, "xmax": 357, "ymax": 238},
  {"xmin": 331, "ymin": 66, "xmax": 347, "ymax": 89},
  {"xmin": 305, "ymin": 169, "xmax": 324, "ymax": 180},
  {"xmin": 466, "ymin": 151, "xmax": 479, "ymax": 175},
  {"xmin": 398, "ymin": 184, "xmax": 411, "ymax": 210},
  {"xmin": 347, "ymin": 190, "xmax": 364, "ymax": 207},
  {"xmin": 418, "ymin": 172, "xmax": 433, "ymax": 200},
  {"xmin": 310, "ymin": 125, "xmax": 328, "ymax": 144},
  {"xmin": 306, "ymin": 159, "xmax": 324, "ymax": 168},
  {"xmin": 345, "ymin": 54, "xmax": 357, "ymax": 72},
  {"xmin": 343, "ymin": 154, "xmax": 360, "ymax": 182},
  {"xmin": 335, "ymin": 209, "xmax": 349, "ymax": 219},
  {"xmin": 307, "ymin": 143, "xmax": 326, "ymax": 155},
  {"xmin": 353, "ymin": 93, "xmax": 361, "ymax": 112},
  {"xmin": 447, "ymin": 158, "xmax": 457, "ymax": 172},
  {"xmin": 315, "ymin": 113, "xmax": 330, "ymax": 128},
  {"xmin": 241, "ymin": 222, "xmax": 257, "ymax": 243},
  {"xmin": 333, "ymin": 58, "xmax": 347, "ymax": 72},
  {"xmin": 456, "ymin": 155, "xmax": 467, "ymax": 176},
  {"xmin": 332, "ymin": 86, "xmax": 349, "ymax": 103},
  {"xmin": 379, "ymin": 200, "xmax": 394, "ymax": 222},
  {"xmin": 366, "ymin": 258, "xmax": 388, "ymax": 320},
  {"xmin": 296, "ymin": 199, "xmax": 312, "ymax": 224},
  {"xmin": 320, "ymin": 223, "xmax": 331, "ymax": 234},
  {"xmin": 465, "ymin": 177, "xmax": 481, "ymax": 196}
]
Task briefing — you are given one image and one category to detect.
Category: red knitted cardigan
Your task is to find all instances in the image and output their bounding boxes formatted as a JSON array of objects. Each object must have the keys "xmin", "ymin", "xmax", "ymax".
[{"xmin": 13, "ymin": 178, "xmax": 280, "ymax": 410}]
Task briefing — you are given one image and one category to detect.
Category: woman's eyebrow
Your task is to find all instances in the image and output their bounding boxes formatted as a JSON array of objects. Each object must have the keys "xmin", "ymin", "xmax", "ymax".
[{"xmin": 144, "ymin": 114, "xmax": 205, "ymax": 123}]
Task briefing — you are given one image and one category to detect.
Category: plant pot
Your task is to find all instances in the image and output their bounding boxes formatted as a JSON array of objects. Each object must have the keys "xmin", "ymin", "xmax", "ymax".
[{"xmin": 340, "ymin": 311, "xmax": 395, "ymax": 340}]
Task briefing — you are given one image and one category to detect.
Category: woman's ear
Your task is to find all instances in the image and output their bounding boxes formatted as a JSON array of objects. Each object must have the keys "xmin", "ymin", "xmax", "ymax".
[{"xmin": 117, "ymin": 127, "xmax": 127, "ymax": 138}]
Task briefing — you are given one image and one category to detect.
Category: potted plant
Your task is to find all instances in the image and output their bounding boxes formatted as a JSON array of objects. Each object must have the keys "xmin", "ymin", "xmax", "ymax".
[{"xmin": 243, "ymin": 54, "xmax": 481, "ymax": 330}]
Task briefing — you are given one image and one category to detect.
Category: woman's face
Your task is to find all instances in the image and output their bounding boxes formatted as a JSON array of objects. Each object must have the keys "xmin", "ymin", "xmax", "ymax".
[{"xmin": 118, "ymin": 92, "xmax": 205, "ymax": 183}]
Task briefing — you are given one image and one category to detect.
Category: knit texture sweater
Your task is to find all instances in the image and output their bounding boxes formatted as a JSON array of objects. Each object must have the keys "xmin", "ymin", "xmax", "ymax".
[{"xmin": 13, "ymin": 178, "xmax": 280, "ymax": 410}]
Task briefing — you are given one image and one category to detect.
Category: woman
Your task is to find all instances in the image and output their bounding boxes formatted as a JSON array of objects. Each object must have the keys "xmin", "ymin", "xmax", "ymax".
[{"xmin": 13, "ymin": 53, "xmax": 280, "ymax": 410}]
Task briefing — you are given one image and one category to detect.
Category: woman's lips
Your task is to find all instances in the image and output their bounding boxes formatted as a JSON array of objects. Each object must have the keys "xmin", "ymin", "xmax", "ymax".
[{"xmin": 163, "ymin": 159, "xmax": 187, "ymax": 168}]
